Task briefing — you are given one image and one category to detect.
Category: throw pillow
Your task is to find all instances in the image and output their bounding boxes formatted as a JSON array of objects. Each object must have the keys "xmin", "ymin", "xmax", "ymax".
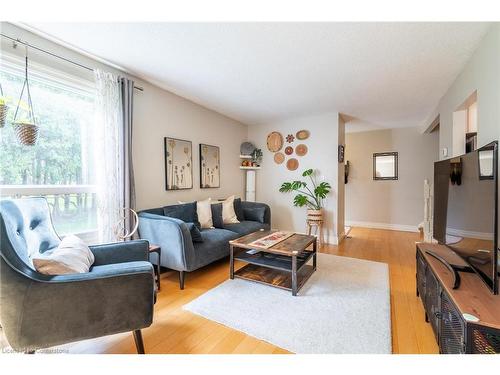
[
  {"xmin": 32, "ymin": 235, "xmax": 95, "ymax": 275},
  {"xmin": 233, "ymin": 198, "xmax": 244, "ymax": 222},
  {"xmin": 244, "ymin": 207, "xmax": 266, "ymax": 224},
  {"xmin": 210, "ymin": 202, "xmax": 224, "ymax": 228},
  {"xmin": 222, "ymin": 195, "xmax": 239, "ymax": 224},
  {"xmin": 163, "ymin": 202, "xmax": 200, "ymax": 229},
  {"xmin": 197, "ymin": 198, "xmax": 214, "ymax": 229},
  {"xmin": 186, "ymin": 222, "xmax": 204, "ymax": 242}
]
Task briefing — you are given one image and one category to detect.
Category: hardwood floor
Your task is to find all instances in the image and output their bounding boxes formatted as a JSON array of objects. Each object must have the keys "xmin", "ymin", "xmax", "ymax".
[{"xmin": 1, "ymin": 227, "xmax": 439, "ymax": 354}]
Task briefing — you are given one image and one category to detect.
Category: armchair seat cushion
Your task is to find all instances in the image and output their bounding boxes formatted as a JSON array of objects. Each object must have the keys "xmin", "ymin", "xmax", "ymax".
[{"xmin": 223, "ymin": 221, "xmax": 270, "ymax": 236}]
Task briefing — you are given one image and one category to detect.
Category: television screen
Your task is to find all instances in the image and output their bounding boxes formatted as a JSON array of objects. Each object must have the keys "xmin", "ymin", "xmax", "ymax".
[{"xmin": 433, "ymin": 141, "xmax": 498, "ymax": 294}]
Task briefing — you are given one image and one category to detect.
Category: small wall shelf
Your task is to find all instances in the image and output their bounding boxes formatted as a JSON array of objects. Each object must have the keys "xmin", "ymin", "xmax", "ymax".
[
  {"xmin": 239, "ymin": 155, "xmax": 253, "ymax": 159},
  {"xmin": 239, "ymin": 166, "xmax": 261, "ymax": 170}
]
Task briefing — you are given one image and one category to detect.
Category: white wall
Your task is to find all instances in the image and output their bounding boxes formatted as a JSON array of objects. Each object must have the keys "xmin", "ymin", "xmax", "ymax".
[
  {"xmin": 337, "ymin": 114, "xmax": 346, "ymax": 240},
  {"xmin": 1, "ymin": 23, "xmax": 248, "ymax": 211},
  {"xmin": 423, "ymin": 24, "xmax": 500, "ymax": 157},
  {"xmin": 247, "ymin": 112, "xmax": 342, "ymax": 244},
  {"xmin": 345, "ymin": 126, "xmax": 439, "ymax": 231}
]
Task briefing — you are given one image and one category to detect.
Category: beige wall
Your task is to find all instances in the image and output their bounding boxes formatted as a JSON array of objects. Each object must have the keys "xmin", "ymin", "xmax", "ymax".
[
  {"xmin": 1, "ymin": 23, "xmax": 248, "ymax": 211},
  {"xmin": 133, "ymin": 86, "xmax": 247, "ymax": 210},
  {"xmin": 247, "ymin": 112, "xmax": 342, "ymax": 244},
  {"xmin": 345, "ymin": 126, "xmax": 439, "ymax": 231}
]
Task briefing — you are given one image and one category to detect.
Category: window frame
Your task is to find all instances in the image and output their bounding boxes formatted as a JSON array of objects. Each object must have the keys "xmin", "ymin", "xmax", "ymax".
[{"xmin": 1, "ymin": 52, "xmax": 98, "ymax": 241}]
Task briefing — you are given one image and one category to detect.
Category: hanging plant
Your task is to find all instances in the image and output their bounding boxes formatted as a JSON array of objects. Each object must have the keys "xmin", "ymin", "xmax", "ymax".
[
  {"xmin": 0, "ymin": 83, "xmax": 7, "ymax": 128},
  {"xmin": 13, "ymin": 51, "xmax": 39, "ymax": 146}
]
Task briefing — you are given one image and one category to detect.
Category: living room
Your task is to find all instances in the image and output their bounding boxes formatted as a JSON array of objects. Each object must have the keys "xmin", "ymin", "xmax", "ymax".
[{"xmin": 1, "ymin": 2, "xmax": 500, "ymax": 373}]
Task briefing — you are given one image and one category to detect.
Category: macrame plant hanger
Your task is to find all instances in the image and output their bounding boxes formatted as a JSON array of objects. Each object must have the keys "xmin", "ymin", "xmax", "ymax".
[
  {"xmin": 13, "ymin": 45, "xmax": 39, "ymax": 146},
  {"xmin": 0, "ymin": 82, "xmax": 7, "ymax": 128}
]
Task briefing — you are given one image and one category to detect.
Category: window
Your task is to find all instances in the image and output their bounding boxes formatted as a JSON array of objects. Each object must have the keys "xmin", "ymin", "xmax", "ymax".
[{"xmin": 0, "ymin": 53, "xmax": 97, "ymax": 240}]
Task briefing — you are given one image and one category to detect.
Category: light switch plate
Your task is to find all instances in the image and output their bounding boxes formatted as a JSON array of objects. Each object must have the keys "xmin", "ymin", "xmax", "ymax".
[{"xmin": 442, "ymin": 147, "xmax": 448, "ymax": 157}]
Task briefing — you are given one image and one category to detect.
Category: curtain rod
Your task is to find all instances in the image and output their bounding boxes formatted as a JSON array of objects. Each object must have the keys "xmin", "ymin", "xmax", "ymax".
[{"xmin": 0, "ymin": 33, "xmax": 144, "ymax": 92}]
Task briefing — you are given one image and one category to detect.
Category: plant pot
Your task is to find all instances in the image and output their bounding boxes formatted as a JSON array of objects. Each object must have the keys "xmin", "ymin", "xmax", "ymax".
[
  {"xmin": 14, "ymin": 122, "xmax": 39, "ymax": 146},
  {"xmin": 307, "ymin": 209, "xmax": 323, "ymax": 223},
  {"xmin": 0, "ymin": 103, "xmax": 7, "ymax": 128}
]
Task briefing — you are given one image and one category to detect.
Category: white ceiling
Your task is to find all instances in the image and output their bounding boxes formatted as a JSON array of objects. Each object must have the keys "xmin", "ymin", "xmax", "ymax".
[{"xmin": 24, "ymin": 22, "xmax": 490, "ymax": 128}]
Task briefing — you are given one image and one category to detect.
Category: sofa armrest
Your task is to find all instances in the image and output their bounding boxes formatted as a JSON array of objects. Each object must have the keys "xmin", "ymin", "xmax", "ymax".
[
  {"xmin": 241, "ymin": 201, "xmax": 271, "ymax": 226},
  {"xmin": 89, "ymin": 240, "xmax": 149, "ymax": 266},
  {"xmin": 137, "ymin": 213, "xmax": 196, "ymax": 272}
]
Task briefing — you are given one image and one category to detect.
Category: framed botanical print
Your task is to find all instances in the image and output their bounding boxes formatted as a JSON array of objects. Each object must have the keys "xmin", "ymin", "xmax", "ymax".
[
  {"xmin": 199, "ymin": 144, "xmax": 220, "ymax": 188},
  {"xmin": 164, "ymin": 137, "xmax": 193, "ymax": 190}
]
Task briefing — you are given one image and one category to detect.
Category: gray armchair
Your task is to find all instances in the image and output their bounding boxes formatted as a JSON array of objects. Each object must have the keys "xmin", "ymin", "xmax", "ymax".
[{"xmin": 0, "ymin": 197, "xmax": 155, "ymax": 354}]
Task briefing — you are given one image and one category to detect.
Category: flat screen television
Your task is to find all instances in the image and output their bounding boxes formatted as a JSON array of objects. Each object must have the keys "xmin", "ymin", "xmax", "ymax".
[{"xmin": 433, "ymin": 141, "xmax": 498, "ymax": 294}]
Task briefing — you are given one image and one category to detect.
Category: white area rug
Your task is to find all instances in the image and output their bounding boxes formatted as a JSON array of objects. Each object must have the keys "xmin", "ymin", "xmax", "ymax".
[{"xmin": 183, "ymin": 253, "xmax": 391, "ymax": 353}]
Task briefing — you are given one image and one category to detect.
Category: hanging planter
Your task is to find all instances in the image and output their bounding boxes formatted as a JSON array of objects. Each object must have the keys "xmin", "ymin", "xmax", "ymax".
[
  {"xmin": 0, "ymin": 83, "xmax": 7, "ymax": 128},
  {"xmin": 13, "ymin": 52, "xmax": 39, "ymax": 146},
  {"xmin": 14, "ymin": 122, "xmax": 39, "ymax": 146}
]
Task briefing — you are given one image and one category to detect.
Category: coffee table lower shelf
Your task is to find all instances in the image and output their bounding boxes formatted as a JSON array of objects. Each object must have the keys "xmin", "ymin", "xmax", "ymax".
[{"xmin": 234, "ymin": 263, "xmax": 315, "ymax": 294}]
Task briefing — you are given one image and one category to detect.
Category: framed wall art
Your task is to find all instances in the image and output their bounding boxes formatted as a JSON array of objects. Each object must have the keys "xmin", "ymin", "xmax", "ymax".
[
  {"xmin": 164, "ymin": 137, "xmax": 193, "ymax": 190},
  {"xmin": 200, "ymin": 143, "xmax": 220, "ymax": 188}
]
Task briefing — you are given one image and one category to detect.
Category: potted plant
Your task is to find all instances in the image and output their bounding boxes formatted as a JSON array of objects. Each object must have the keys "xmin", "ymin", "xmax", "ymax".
[
  {"xmin": 251, "ymin": 148, "xmax": 263, "ymax": 166},
  {"xmin": 279, "ymin": 169, "xmax": 331, "ymax": 222},
  {"xmin": 13, "ymin": 119, "xmax": 39, "ymax": 146}
]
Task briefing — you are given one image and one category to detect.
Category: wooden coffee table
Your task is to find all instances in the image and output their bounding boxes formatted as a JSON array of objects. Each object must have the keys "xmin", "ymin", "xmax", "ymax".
[{"xmin": 229, "ymin": 230, "xmax": 317, "ymax": 296}]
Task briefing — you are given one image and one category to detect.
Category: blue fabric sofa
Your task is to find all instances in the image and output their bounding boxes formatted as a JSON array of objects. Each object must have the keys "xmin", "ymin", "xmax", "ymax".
[{"xmin": 138, "ymin": 201, "xmax": 270, "ymax": 289}]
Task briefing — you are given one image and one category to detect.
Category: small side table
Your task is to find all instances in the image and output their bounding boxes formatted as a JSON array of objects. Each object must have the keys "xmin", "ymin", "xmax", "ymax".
[{"xmin": 148, "ymin": 244, "xmax": 161, "ymax": 290}]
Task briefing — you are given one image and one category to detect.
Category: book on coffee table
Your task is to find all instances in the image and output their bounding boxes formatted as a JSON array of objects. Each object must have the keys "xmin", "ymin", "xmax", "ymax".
[{"xmin": 247, "ymin": 231, "xmax": 294, "ymax": 249}]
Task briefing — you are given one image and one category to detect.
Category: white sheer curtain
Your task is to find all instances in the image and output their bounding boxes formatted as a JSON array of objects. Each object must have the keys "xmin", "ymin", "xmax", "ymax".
[{"xmin": 94, "ymin": 70, "xmax": 123, "ymax": 243}]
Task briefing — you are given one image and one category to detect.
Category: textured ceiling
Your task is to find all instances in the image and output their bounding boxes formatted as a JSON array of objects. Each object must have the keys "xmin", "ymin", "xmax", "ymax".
[{"xmin": 24, "ymin": 22, "xmax": 490, "ymax": 128}]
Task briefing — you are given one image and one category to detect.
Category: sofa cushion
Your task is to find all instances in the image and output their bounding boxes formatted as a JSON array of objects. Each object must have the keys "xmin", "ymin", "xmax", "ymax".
[
  {"xmin": 243, "ymin": 207, "xmax": 266, "ymax": 223},
  {"xmin": 163, "ymin": 202, "xmax": 200, "ymax": 229},
  {"xmin": 210, "ymin": 202, "xmax": 224, "ymax": 228},
  {"xmin": 223, "ymin": 221, "xmax": 270, "ymax": 236},
  {"xmin": 186, "ymin": 222, "xmax": 203, "ymax": 242},
  {"xmin": 222, "ymin": 195, "xmax": 239, "ymax": 224},
  {"xmin": 197, "ymin": 198, "xmax": 213, "ymax": 229},
  {"xmin": 233, "ymin": 198, "xmax": 244, "ymax": 222},
  {"xmin": 193, "ymin": 228, "xmax": 240, "ymax": 269}
]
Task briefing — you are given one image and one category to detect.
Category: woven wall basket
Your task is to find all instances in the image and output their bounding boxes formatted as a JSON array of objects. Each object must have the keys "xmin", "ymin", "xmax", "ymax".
[
  {"xmin": 14, "ymin": 123, "xmax": 39, "ymax": 146},
  {"xmin": 0, "ymin": 104, "xmax": 6, "ymax": 128}
]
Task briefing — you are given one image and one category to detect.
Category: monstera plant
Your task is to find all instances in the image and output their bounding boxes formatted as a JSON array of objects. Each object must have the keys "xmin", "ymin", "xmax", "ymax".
[{"xmin": 279, "ymin": 169, "xmax": 331, "ymax": 222}]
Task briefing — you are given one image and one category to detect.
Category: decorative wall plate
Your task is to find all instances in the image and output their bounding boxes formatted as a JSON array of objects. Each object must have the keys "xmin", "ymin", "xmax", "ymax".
[
  {"xmin": 286, "ymin": 134, "xmax": 295, "ymax": 143},
  {"xmin": 286, "ymin": 158, "xmax": 299, "ymax": 171},
  {"xmin": 240, "ymin": 142, "xmax": 255, "ymax": 156},
  {"xmin": 296, "ymin": 130, "xmax": 310, "ymax": 140},
  {"xmin": 295, "ymin": 144, "xmax": 308, "ymax": 157},
  {"xmin": 285, "ymin": 146, "xmax": 293, "ymax": 155},
  {"xmin": 274, "ymin": 152, "xmax": 285, "ymax": 164},
  {"xmin": 266, "ymin": 132, "xmax": 283, "ymax": 152}
]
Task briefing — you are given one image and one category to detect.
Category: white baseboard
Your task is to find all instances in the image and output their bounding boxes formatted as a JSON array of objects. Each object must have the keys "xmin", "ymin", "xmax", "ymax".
[
  {"xmin": 446, "ymin": 228, "xmax": 494, "ymax": 241},
  {"xmin": 345, "ymin": 220, "xmax": 419, "ymax": 233}
]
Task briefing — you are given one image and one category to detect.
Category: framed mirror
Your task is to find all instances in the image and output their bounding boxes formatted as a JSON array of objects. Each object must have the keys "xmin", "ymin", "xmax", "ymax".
[
  {"xmin": 478, "ymin": 148, "xmax": 494, "ymax": 180},
  {"xmin": 373, "ymin": 152, "xmax": 398, "ymax": 180}
]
